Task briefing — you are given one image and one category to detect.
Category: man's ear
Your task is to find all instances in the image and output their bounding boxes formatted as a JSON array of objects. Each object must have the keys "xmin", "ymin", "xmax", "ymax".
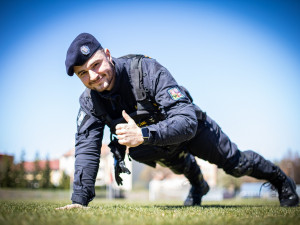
[{"xmin": 104, "ymin": 48, "xmax": 112, "ymax": 62}]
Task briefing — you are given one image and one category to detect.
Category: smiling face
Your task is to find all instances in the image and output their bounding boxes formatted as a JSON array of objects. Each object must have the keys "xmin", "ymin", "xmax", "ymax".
[{"xmin": 74, "ymin": 49, "xmax": 116, "ymax": 92}]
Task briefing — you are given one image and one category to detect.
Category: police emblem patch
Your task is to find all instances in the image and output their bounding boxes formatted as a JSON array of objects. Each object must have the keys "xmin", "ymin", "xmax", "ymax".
[
  {"xmin": 80, "ymin": 45, "xmax": 90, "ymax": 55},
  {"xmin": 168, "ymin": 87, "xmax": 185, "ymax": 101},
  {"xmin": 77, "ymin": 109, "xmax": 87, "ymax": 127}
]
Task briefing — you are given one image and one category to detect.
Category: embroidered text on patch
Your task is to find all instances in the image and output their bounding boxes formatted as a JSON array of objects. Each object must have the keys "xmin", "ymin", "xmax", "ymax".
[
  {"xmin": 77, "ymin": 109, "xmax": 87, "ymax": 127},
  {"xmin": 168, "ymin": 87, "xmax": 185, "ymax": 101}
]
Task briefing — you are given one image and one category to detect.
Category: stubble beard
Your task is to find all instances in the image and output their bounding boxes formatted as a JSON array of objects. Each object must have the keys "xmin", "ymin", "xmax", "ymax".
[{"xmin": 92, "ymin": 60, "xmax": 116, "ymax": 92}]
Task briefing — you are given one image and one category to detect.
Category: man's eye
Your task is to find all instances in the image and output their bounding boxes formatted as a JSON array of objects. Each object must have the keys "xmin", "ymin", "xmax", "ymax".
[
  {"xmin": 93, "ymin": 63, "xmax": 99, "ymax": 68},
  {"xmin": 79, "ymin": 71, "xmax": 87, "ymax": 77}
]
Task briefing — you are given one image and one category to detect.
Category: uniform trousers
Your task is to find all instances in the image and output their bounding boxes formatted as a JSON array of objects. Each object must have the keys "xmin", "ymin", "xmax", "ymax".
[{"xmin": 129, "ymin": 115, "xmax": 278, "ymax": 185}]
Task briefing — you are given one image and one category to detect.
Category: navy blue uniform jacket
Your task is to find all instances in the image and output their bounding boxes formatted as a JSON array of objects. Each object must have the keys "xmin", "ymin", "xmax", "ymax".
[{"xmin": 72, "ymin": 56, "xmax": 199, "ymax": 206}]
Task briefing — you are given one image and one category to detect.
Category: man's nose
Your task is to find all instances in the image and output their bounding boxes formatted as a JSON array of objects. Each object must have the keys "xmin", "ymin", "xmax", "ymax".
[{"xmin": 89, "ymin": 70, "xmax": 99, "ymax": 80}]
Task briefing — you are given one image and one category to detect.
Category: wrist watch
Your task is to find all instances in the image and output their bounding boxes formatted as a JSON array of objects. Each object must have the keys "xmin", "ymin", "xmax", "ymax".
[{"xmin": 141, "ymin": 127, "xmax": 150, "ymax": 140}]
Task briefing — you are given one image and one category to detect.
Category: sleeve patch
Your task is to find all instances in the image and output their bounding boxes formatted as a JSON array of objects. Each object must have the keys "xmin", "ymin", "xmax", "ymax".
[
  {"xmin": 167, "ymin": 87, "xmax": 185, "ymax": 101},
  {"xmin": 77, "ymin": 109, "xmax": 87, "ymax": 127}
]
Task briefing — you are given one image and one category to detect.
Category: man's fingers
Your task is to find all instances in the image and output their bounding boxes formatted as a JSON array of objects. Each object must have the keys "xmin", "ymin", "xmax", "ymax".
[
  {"xmin": 115, "ymin": 123, "xmax": 127, "ymax": 131},
  {"xmin": 115, "ymin": 128, "xmax": 126, "ymax": 135},
  {"xmin": 55, "ymin": 204, "xmax": 89, "ymax": 210},
  {"xmin": 122, "ymin": 110, "xmax": 134, "ymax": 123},
  {"xmin": 115, "ymin": 111, "xmax": 137, "ymax": 132},
  {"xmin": 55, "ymin": 204, "xmax": 81, "ymax": 210},
  {"xmin": 115, "ymin": 110, "xmax": 143, "ymax": 147},
  {"xmin": 117, "ymin": 134, "xmax": 126, "ymax": 140},
  {"xmin": 118, "ymin": 138, "xmax": 127, "ymax": 145}
]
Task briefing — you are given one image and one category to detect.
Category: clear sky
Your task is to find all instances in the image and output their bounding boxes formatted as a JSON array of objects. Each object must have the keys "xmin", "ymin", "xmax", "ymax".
[{"xmin": 0, "ymin": 0, "xmax": 299, "ymax": 162}]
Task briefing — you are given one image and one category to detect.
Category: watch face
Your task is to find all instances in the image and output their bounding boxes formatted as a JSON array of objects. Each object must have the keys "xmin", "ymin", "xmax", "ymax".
[{"xmin": 142, "ymin": 127, "xmax": 150, "ymax": 139}]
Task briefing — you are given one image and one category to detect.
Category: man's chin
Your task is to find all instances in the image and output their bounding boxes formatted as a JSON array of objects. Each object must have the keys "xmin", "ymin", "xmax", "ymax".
[
  {"xmin": 93, "ymin": 84, "xmax": 109, "ymax": 92},
  {"xmin": 93, "ymin": 87, "xmax": 105, "ymax": 92}
]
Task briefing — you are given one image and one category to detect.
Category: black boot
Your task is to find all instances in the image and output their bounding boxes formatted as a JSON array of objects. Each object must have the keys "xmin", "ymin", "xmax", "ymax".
[
  {"xmin": 270, "ymin": 167, "xmax": 299, "ymax": 207},
  {"xmin": 179, "ymin": 154, "xmax": 210, "ymax": 206},
  {"xmin": 228, "ymin": 151, "xmax": 299, "ymax": 207},
  {"xmin": 184, "ymin": 179, "xmax": 209, "ymax": 206}
]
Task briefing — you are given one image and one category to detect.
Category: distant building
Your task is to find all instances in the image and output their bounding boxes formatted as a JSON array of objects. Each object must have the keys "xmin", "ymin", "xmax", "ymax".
[
  {"xmin": 59, "ymin": 149, "xmax": 75, "ymax": 177},
  {"xmin": 148, "ymin": 157, "xmax": 218, "ymax": 201},
  {"xmin": 23, "ymin": 159, "xmax": 60, "ymax": 186},
  {"xmin": 17, "ymin": 143, "xmax": 132, "ymax": 191},
  {"xmin": 0, "ymin": 154, "xmax": 15, "ymax": 182},
  {"xmin": 59, "ymin": 144, "xmax": 132, "ymax": 191},
  {"xmin": 196, "ymin": 158, "xmax": 218, "ymax": 188},
  {"xmin": 0, "ymin": 154, "xmax": 14, "ymax": 170}
]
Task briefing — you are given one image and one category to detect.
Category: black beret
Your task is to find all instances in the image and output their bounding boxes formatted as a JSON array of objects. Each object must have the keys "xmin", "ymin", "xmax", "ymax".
[{"xmin": 65, "ymin": 33, "xmax": 103, "ymax": 76}]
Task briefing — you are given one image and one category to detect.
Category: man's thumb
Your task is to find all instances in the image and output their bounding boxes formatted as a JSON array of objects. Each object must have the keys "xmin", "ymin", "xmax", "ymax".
[{"xmin": 122, "ymin": 110, "xmax": 134, "ymax": 123}]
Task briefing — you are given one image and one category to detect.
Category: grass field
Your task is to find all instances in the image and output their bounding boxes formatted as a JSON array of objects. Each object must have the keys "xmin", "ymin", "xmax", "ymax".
[{"xmin": 0, "ymin": 198, "xmax": 299, "ymax": 225}]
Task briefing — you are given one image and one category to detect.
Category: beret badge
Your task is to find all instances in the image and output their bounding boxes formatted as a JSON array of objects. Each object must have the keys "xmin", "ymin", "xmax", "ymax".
[{"xmin": 80, "ymin": 45, "xmax": 90, "ymax": 55}]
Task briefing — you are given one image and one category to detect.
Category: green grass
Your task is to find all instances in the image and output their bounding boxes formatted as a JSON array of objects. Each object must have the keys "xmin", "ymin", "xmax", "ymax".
[{"xmin": 0, "ymin": 199, "xmax": 299, "ymax": 225}]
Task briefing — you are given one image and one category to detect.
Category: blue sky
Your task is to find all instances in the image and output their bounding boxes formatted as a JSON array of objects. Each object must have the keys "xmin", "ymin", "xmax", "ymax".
[{"xmin": 0, "ymin": 0, "xmax": 299, "ymax": 162}]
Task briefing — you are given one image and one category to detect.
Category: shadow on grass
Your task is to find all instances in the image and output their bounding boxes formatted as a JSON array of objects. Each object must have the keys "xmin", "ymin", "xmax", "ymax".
[{"xmin": 154, "ymin": 204, "xmax": 271, "ymax": 209}]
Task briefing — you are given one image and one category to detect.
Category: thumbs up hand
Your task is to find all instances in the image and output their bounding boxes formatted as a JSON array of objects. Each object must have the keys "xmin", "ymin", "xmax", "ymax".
[{"xmin": 115, "ymin": 110, "xmax": 144, "ymax": 147}]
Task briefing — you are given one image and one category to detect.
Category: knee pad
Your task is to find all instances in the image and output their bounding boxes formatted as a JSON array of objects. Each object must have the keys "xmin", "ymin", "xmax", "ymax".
[{"xmin": 225, "ymin": 150, "xmax": 255, "ymax": 177}]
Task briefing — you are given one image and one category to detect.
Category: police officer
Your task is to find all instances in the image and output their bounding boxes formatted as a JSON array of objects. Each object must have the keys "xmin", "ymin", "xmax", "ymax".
[{"xmin": 56, "ymin": 33, "xmax": 299, "ymax": 209}]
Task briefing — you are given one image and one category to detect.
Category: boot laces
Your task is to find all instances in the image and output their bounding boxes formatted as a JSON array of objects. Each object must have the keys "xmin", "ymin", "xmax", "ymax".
[
  {"xmin": 259, "ymin": 179, "xmax": 293, "ymax": 200},
  {"xmin": 259, "ymin": 182, "xmax": 276, "ymax": 197}
]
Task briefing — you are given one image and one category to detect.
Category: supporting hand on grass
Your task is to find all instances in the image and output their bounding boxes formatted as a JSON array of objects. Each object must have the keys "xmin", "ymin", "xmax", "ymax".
[{"xmin": 55, "ymin": 204, "xmax": 90, "ymax": 210}]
